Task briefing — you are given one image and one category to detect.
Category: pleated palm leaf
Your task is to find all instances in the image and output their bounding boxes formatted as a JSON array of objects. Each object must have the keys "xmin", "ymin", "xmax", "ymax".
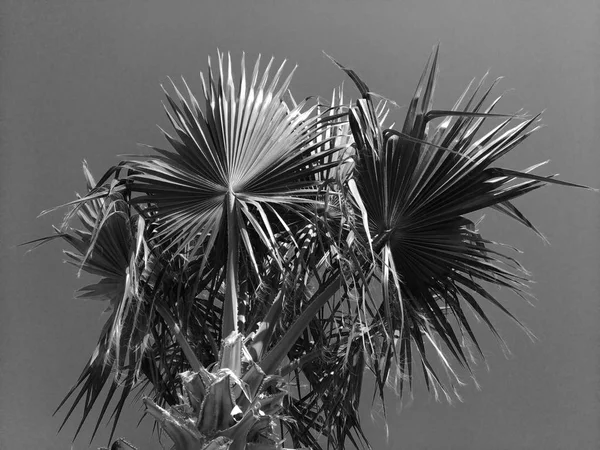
[
  {"xmin": 26, "ymin": 162, "xmax": 158, "ymax": 440},
  {"xmin": 123, "ymin": 52, "xmax": 343, "ymax": 342},
  {"xmin": 332, "ymin": 47, "xmax": 591, "ymax": 400}
]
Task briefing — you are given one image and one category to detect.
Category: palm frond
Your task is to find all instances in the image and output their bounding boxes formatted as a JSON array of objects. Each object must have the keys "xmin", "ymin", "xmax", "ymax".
[
  {"xmin": 125, "ymin": 53, "xmax": 340, "ymax": 270},
  {"xmin": 336, "ymin": 45, "xmax": 593, "ymax": 402},
  {"xmin": 121, "ymin": 52, "xmax": 345, "ymax": 340},
  {"xmin": 27, "ymin": 163, "xmax": 157, "ymax": 444}
]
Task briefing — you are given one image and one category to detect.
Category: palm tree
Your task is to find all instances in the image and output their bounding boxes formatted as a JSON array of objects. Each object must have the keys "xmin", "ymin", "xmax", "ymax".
[{"xmin": 31, "ymin": 47, "xmax": 592, "ymax": 450}]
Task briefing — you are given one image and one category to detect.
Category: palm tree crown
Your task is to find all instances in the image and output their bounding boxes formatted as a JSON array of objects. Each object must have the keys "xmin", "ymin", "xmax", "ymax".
[{"xmin": 30, "ymin": 47, "xmax": 592, "ymax": 450}]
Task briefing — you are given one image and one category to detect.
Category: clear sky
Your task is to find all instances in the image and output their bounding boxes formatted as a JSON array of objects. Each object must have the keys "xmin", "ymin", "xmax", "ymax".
[{"xmin": 1, "ymin": 1, "xmax": 598, "ymax": 449}]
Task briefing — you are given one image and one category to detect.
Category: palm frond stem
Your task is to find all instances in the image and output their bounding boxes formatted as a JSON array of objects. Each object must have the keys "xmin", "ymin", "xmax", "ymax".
[
  {"xmin": 155, "ymin": 303, "xmax": 201, "ymax": 372},
  {"xmin": 223, "ymin": 191, "xmax": 240, "ymax": 340}
]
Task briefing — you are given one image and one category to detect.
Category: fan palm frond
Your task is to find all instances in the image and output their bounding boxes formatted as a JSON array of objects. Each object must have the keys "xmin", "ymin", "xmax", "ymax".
[
  {"xmin": 334, "ymin": 46, "xmax": 592, "ymax": 401},
  {"xmin": 26, "ymin": 162, "xmax": 157, "ymax": 443},
  {"xmin": 124, "ymin": 52, "xmax": 344, "ymax": 340}
]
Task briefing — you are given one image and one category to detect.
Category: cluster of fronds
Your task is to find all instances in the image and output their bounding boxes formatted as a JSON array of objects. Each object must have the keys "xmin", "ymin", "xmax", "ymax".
[{"xmin": 29, "ymin": 47, "xmax": 592, "ymax": 450}]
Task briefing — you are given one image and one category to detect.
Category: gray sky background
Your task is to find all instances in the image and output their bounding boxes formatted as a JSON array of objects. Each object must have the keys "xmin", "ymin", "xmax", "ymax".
[{"xmin": 1, "ymin": 1, "xmax": 598, "ymax": 449}]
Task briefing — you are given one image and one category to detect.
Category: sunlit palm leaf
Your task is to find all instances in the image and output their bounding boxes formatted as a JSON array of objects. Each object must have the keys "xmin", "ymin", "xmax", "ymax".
[
  {"xmin": 125, "ymin": 53, "xmax": 339, "ymax": 269},
  {"xmin": 123, "ymin": 52, "xmax": 343, "ymax": 339}
]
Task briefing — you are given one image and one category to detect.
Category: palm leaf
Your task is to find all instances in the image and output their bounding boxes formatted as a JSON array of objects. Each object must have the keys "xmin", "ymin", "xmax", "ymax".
[
  {"xmin": 122, "ymin": 52, "xmax": 344, "ymax": 340},
  {"xmin": 336, "ymin": 45, "xmax": 593, "ymax": 402},
  {"xmin": 26, "ymin": 163, "xmax": 164, "ymax": 444}
]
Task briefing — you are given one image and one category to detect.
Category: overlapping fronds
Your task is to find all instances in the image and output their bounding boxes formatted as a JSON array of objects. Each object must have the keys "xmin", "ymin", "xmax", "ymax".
[
  {"xmin": 28, "ymin": 54, "xmax": 353, "ymax": 448},
  {"xmin": 30, "ymin": 48, "xmax": 594, "ymax": 450},
  {"xmin": 281, "ymin": 317, "xmax": 370, "ymax": 450}
]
